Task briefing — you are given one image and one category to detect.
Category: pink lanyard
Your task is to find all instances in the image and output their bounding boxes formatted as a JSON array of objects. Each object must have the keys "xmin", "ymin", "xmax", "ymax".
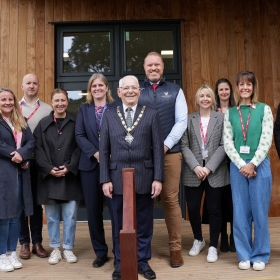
[
  {"xmin": 20, "ymin": 102, "xmax": 40, "ymax": 120},
  {"xmin": 3, "ymin": 117, "xmax": 17, "ymax": 142},
  {"xmin": 237, "ymin": 104, "xmax": 252, "ymax": 144},
  {"xmin": 199, "ymin": 117, "xmax": 208, "ymax": 145},
  {"xmin": 53, "ymin": 115, "xmax": 62, "ymax": 134}
]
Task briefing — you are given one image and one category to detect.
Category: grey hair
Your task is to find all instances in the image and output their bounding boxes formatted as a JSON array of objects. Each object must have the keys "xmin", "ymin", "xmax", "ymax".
[{"xmin": 119, "ymin": 75, "xmax": 139, "ymax": 87}]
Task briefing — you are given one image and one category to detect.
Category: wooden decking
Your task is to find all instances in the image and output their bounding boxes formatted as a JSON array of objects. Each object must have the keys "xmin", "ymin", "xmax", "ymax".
[{"xmin": 2, "ymin": 218, "xmax": 280, "ymax": 280}]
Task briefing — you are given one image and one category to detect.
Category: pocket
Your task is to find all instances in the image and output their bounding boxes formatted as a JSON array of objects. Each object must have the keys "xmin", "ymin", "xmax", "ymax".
[
  {"xmin": 144, "ymin": 160, "xmax": 153, "ymax": 168},
  {"xmin": 109, "ymin": 162, "xmax": 117, "ymax": 170}
]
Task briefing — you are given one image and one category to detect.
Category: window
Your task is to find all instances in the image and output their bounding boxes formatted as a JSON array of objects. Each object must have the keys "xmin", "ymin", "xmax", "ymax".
[{"xmin": 55, "ymin": 20, "xmax": 182, "ymax": 102}]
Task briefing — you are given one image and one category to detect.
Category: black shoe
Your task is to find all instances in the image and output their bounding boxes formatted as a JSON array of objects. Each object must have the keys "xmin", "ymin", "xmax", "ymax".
[
  {"xmin": 112, "ymin": 267, "xmax": 121, "ymax": 280},
  {"xmin": 139, "ymin": 264, "xmax": 156, "ymax": 279},
  {"xmin": 220, "ymin": 234, "xmax": 229, "ymax": 253},
  {"xmin": 229, "ymin": 234, "xmax": 236, "ymax": 252},
  {"xmin": 92, "ymin": 255, "xmax": 109, "ymax": 268}
]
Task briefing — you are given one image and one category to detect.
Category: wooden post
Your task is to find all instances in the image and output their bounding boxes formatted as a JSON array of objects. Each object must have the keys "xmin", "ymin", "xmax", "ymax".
[{"xmin": 120, "ymin": 168, "xmax": 138, "ymax": 280}]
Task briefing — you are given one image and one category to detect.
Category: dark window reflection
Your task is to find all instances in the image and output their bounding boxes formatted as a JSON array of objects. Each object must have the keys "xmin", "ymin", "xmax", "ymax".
[
  {"xmin": 67, "ymin": 90, "xmax": 87, "ymax": 115},
  {"xmin": 125, "ymin": 31, "xmax": 174, "ymax": 71},
  {"xmin": 63, "ymin": 32, "xmax": 111, "ymax": 73}
]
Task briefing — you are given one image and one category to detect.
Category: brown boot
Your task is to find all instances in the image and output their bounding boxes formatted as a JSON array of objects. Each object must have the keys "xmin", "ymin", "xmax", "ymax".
[
  {"xmin": 170, "ymin": 250, "xmax": 184, "ymax": 268},
  {"xmin": 19, "ymin": 243, "xmax": 31, "ymax": 259},
  {"xmin": 32, "ymin": 243, "xmax": 48, "ymax": 258}
]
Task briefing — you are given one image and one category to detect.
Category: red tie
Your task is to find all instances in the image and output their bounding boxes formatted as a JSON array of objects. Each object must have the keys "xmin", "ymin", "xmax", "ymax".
[{"xmin": 152, "ymin": 84, "xmax": 158, "ymax": 91}]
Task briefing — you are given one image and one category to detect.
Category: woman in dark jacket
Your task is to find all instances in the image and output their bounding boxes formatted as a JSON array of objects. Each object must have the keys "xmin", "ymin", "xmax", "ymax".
[
  {"xmin": 0, "ymin": 87, "xmax": 34, "ymax": 272},
  {"xmin": 75, "ymin": 73, "xmax": 115, "ymax": 268},
  {"xmin": 34, "ymin": 88, "xmax": 83, "ymax": 265}
]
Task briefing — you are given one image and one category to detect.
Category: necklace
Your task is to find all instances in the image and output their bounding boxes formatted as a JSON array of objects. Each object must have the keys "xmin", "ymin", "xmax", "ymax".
[{"xmin": 117, "ymin": 106, "xmax": 146, "ymax": 144}]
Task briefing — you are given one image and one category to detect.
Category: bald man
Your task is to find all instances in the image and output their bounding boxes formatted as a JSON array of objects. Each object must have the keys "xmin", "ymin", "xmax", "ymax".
[{"xmin": 19, "ymin": 74, "xmax": 52, "ymax": 259}]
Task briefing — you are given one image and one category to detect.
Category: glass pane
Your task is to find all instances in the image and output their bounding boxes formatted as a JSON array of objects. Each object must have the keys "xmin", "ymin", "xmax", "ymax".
[
  {"xmin": 67, "ymin": 90, "xmax": 87, "ymax": 115},
  {"xmin": 63, "ymin": 32, "xmax": 111, "ymax": 73},
  {"xmin": 125, "ymin": 30, "xmax": 174, "ymax": 71}
]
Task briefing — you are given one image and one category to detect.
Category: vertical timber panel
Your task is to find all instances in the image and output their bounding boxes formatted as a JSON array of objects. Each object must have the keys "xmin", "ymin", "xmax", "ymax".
[
  {"xmin": 9, "ymin": 0, "xmax": 19, "ymax": 92},
  {"xmin": 45, "ymin": 0, "xmax": 54, "ymax": 105},
  {"xmin": 36, "ymin": 0, "xmax": 46, "ymax": 101}
]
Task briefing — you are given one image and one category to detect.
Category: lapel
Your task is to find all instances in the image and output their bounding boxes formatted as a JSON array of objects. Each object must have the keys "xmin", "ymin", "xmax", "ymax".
[
  {"xmin": 0, "ymin": 116, "xmax": 26, "ymax": 146},
  {"xmin": 87, "ymin": 103, "xmax": 99, "ymax": 139},
  {"xmin": 191, "ymin": 111, "xmax": 202, "ymax": 148},
  {"xmin": 0, "ymin": 116, "xmax": 14, "ymax": 136},
  {"xmin": 133, "ymin": 105, "xmax": 142, "ymax": 122},
  {"xmin": 205, "ymin": 110, "xmax": 218, "ymax": 145}
]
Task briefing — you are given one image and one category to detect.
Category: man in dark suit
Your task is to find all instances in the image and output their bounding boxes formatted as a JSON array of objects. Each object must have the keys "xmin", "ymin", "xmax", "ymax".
[{"xmin": 100, "ymin": 75, "xmax": 164, "ymax": 280}]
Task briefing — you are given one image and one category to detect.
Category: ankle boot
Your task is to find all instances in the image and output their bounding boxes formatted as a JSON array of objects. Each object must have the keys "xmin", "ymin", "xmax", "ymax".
[
  {"xmin": 220, "ymin": 234, "xmax": 229, "ymax": 252},
  {"xmin": 229, "ymin": 234, "xmax": 236, "ymax": 252}
]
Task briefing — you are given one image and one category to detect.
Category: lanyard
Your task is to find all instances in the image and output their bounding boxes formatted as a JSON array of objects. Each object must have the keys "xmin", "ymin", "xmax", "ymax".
[
  {"xmin": 199, "ymin": 117, "xmax": 208, "ymax": 145},
  {"xmin": 237, "ymin": 104, "xmax": 252, "ymax": 144},
  {"xmin": 20, "ymin": 102, "xmax": 40, "ymax": 120},
  {"xmin": 3, "ymin": 117, "xmax": 17, "ymax": 142},
  {"xmin": 53, "ymin": 115, "xmax": 63, "ymax": 134}
]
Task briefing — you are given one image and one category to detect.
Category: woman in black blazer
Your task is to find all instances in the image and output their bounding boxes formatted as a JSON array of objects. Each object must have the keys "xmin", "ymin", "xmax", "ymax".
[{"xmin": 75, "ymin": 73, "xmax": 114, "ymax": 268}]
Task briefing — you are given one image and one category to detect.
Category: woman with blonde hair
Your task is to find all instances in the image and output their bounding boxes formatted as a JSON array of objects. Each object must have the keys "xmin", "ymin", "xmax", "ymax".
[
  {"xmin": 0, "ymin": 87, "xmax": 34, "ymax": 272},
  {"xmin": 75, "ymin": 73, "xmax": 115, "ymax": 268},
  {"xmin": 181, "ymin": 85, "xmax": 229, "ymax": 263}
]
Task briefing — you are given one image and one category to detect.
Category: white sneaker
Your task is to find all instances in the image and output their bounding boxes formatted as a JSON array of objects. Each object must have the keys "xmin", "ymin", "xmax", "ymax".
[
  {"xmin": 6, "ymin": 252, "xmax": 22, "ymax": 269},
  {"xmin": 253, "ymin": 261, "xmax": 265, "ymax": 271},
  {"xmin": 0, "ymin": 254, "xmax": 14, "ymax": 272},
  {"xmin": 207, "ymin": 246, "xmax": 218, "ymax": 262},
  {"xmin": 239, "ymin": 260, "xmax": 250, "ymax": 270},
  {"xmin": 48, "ymin": 249, "xmax": 62, "ymax": 265},
  {"xmin": 63, "ymin": 250, "xmax": 77, "ymax": 263},
  {"xmin": 189, "ymin": 239, "xmax": 205, "ymax": 256}
]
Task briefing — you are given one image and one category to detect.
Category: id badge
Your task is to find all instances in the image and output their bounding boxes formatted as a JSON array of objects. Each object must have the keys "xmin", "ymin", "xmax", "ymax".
[
  {"xmin": 240, "ymin": 145, "xmax": 250, "ymax": 154},
  {"xmin": 202, "ymin": 149, "xmax": 208, "ymax": 158}
]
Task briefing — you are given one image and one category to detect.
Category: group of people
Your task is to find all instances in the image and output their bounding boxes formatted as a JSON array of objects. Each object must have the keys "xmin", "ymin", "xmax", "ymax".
[{"xmin": 0, "ymin": 51, "xmax": 276, "ymax": 279}]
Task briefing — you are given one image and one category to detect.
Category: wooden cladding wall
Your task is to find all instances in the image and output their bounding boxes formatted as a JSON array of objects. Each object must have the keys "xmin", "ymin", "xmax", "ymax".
[{"xmin": 1, "ymin": 0, "xmax": 280, "ymax": 215}]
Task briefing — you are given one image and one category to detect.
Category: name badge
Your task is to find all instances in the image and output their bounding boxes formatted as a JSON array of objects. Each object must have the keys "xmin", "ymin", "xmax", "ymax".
[
  {"xmin": 202, "ymin": 149, "xmax": 208, "ymax": 158},
  {"xmin": 240, "ymin": 145, "xmax": 250, "ymax": 154}
]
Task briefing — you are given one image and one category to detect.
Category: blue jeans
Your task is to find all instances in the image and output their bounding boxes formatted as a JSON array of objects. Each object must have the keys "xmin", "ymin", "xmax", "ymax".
[
  {"xmin": 45, "ymin": 200, "xmax": 79, "ymax": 250},
  {"xmin": 230, "ymin": 158, "xmax": 272, "ymax": 263},
  {"xmin": 0, "ymin": 173, "xmax": 24, "ymax": 254}
]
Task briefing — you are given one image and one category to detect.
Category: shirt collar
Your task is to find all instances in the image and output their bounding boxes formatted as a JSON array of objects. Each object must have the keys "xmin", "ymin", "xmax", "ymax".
[
  {"xmin": 20, "ymin": 97, "xmax": 40, "ymax": 108},
  {"xmin": 122, "ymin": 103, "xmax": 137, "ymax": 112}
]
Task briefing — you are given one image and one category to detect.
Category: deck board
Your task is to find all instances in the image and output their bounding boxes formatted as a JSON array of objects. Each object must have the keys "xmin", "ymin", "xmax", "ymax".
[{"xmin": 2, "ymin": 218, "xmax": 280, "ymax": 279}]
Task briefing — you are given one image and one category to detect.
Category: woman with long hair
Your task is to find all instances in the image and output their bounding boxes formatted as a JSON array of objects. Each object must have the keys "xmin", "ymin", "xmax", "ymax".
[
  {"xmin": 0, "ymin": 87, "xmax": 34, "ymax": 272},
  {"xmin": 75, "ymin": 73, "xmax": 115, "ymax": 268},
  {"xmin": 224, "ymin": 71, "xmax": 273, "ymax": 270}
]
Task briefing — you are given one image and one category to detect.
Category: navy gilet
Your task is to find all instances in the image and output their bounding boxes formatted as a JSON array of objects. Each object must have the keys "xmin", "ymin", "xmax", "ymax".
[{"xmin": 139, "ymin": 77, "xmax": 181, "ymax": 153}]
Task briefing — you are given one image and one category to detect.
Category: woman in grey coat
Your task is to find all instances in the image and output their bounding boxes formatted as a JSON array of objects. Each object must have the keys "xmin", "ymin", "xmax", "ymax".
[
  {"xmin": 181, "ymin": 85, "xmax": 229, "ymax": 263},
  {"xmin": 0, "ymin": 87, "xmax": 34, "ymax": 272},
  {"xmin": 34, "ymin": 88, "xmax": 83, "ymax": 266}
]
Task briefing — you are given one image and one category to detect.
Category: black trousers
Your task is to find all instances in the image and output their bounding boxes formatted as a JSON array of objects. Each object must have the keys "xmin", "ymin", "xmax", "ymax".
[
  {"xmin": 80, "ymin": 168, "xmax": 115, "ymax": 258},
  {"xmin": 19, "ymin": 160, "xmax": 43, "ymax": 245},
  {"xmin": 185, "ymin": 179, "xmax": 222, "ymax": 248}
]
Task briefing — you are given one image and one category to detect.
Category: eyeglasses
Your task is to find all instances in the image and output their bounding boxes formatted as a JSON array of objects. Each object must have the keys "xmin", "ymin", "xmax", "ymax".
[{"xmin": 119, "ymin": 86, "xmax": 141, "ymax": 92}]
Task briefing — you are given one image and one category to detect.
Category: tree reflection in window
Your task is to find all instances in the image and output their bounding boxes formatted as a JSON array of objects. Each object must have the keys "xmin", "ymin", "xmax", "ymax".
[
  {"xmin": 63, "ymin": 32, "xmax": 111, "ymax": 73},
  {"xmin": 125, "ymin": 30, "xmax": 174, "ymax": 71}
]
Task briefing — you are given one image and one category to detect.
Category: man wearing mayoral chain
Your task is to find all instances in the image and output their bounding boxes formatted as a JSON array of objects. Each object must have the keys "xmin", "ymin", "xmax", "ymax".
[{"xmin": 100, "ymin": 75, "xmax": 164, "ymax": 280}]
